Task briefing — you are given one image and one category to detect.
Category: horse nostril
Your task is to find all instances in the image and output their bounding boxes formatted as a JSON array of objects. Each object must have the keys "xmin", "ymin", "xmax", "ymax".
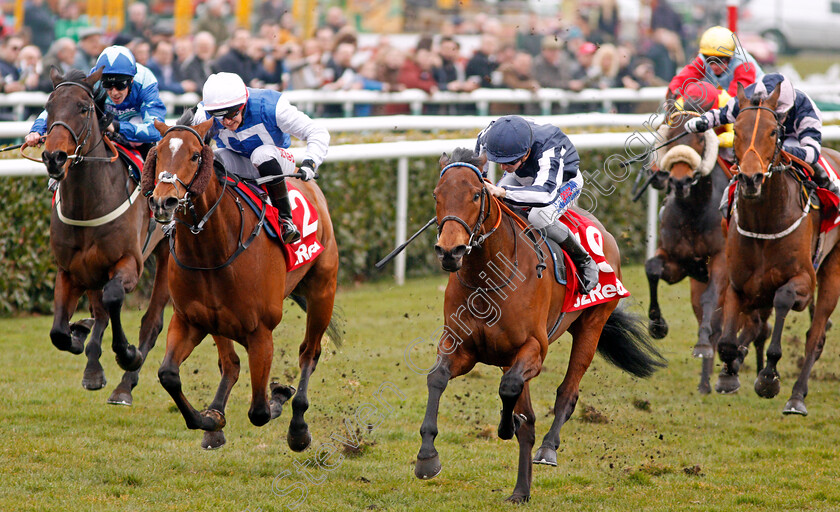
[
  {"xmin": 450, "ymin": 245, "xmax": 468, "ymax": 259},
  {"xmin": 434, "ymin": 245, "xmax": 445, "ymax": 260},
  {"xmin": 163, "ymin": 197, "xmax": 179, "ymax": 211}
]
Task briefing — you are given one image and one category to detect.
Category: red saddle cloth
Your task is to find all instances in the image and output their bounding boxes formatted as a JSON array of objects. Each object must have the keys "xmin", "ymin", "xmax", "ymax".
[
  {"xmin": 227, "ymin": 178, "xmax": 324, "ymax": 271},
  {"xmin": 559, "ymin": 209, "xmax": 631, "ymax": 312}
]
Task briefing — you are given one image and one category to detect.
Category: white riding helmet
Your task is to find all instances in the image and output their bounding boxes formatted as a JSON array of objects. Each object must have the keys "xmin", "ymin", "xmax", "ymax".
[{"xmin": 202, "ymin": 72, "xmax": 249, "ymax": 112}]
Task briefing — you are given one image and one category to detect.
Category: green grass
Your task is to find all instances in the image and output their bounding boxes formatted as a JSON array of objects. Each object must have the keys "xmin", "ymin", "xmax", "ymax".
[{"xmin": 3, "ymin": 267, "xmax": 840, "ymax": 511}]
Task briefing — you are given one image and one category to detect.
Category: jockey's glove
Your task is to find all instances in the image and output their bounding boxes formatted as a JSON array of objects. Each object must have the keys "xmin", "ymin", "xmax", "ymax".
[
  {"xmin": 685, "ymin": 116, "xmax": 709, "ymax": 133},
  {"xmin": 299, "ymin": 158, "xmax": 317, "ymax": 181}
]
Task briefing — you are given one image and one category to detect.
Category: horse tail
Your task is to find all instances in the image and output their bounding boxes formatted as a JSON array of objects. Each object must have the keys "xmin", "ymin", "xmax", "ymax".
[
  {"xmin": 289, "ymin": 293, "xmax": 345, "ymax": 349},
  {"xmin": 597, "ymin": 307, "xmax": 667, "ymax": 378}
]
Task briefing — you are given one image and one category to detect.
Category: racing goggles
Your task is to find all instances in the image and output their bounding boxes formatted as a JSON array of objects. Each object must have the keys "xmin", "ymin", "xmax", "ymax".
[
  {"xmin": 101, "ymin": 77, "xmax": 132, "ymax": 91},
  {"xmin": 208, "ymin": 104, "xmax": 245, "ymax": 120}
]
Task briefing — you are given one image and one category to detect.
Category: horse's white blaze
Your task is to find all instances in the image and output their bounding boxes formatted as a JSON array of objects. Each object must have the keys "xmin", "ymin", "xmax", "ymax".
[{"xmin": 169, "ymin": 137, "xmax": 183, "ymax": 155}]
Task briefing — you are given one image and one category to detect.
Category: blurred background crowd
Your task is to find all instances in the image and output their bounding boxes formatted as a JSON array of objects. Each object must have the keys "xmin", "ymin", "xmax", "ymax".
[{"xmin": 0, "ymin": 0, "xmax": 808, "ymax": 119}]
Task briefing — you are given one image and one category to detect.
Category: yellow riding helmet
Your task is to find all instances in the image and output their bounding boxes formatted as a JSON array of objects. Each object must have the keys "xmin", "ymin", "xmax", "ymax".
[{"xmin": 699, "ymin": 26, "xmax": 736, "ymax": 57}]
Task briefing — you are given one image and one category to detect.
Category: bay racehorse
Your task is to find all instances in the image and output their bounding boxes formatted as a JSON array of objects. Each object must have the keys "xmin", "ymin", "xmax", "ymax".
[
  {"xmin": 143, "ymin": 119, "xmax": 342, "ymax": 449},
  {"xmin": 717, "ymin": 82, "xmax": 840, "ymax": 415},
  {"xmin": 644, "ymin": 112, "xmax": 769, "ymax": 394},
  {"xmin": 415, "ymin": 148, "xmax": 666, "ymax": 502},
  {"xmin": 22, "ymin": 68, "xmax": 170, "ymax": 405}
]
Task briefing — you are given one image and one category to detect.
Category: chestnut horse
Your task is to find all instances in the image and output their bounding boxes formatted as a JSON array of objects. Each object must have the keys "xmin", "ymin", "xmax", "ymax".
[
  {"xmin": 415, "ymin": 148, "xmax": 666, "ymax": 503},
  {"xmin": 24, "ymin": 68, "xmax": 170, "ymax": 405},
  {"xmin": 143, "ymin": 119, "xmax": 342, "ymax": 450},
  {"xmin": 644, "ymin": 113, "xmax": 769, "ymax": 394},
  {"xmin": 717, "ymin": 83, "xmax": 840, "ymax": 415}
]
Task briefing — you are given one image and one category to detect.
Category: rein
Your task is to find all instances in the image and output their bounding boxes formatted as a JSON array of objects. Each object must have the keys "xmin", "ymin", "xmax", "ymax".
[{"xmin": 160, "ymin": 125, "xmax": 267, "ymax": 272}]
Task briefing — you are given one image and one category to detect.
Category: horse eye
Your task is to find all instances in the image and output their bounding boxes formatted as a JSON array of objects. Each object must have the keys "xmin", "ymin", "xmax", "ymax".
[
  {"xmin": 473, "ymin": 192, "xmax": 480, "ymax": 201},
  {"xmin": 191, "ymin": 152, "xmax": 200, "ymax": 161},
  {"xmin": 432, "ymin": 192, "xmax": 437, "ymax": 200}
]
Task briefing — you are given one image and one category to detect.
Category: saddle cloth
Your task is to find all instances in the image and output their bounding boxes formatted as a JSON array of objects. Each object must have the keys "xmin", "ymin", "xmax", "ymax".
[
  {"xmin": 224, "ymin": 175, "xmax": 324, "ymax": 271},
  {"xmin": 113, "ymin": 142, "xmax": 143, "ymax": 183}
]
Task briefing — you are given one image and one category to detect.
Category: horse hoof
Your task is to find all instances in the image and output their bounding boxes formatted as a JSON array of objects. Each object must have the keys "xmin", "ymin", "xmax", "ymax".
[
  {"xmin": 754, "ymin": 375, "xmax": 781, "ymax": 399},
  {"xmin": 533, "ymin": 446, "xmax": 557, "ymax": 466},
  {"xmin": 697, "ymin": 381, "xmax": 711, "ymax": 395},
  {"xmin": 70, "ymin": 318, "xmax": 94, "ymax": 348},
  {"xmin": 782, "ymin": 399, "xmax": 808, "ymax": 416},
  {"xmin": 415, "ymin": 454, "xmax": 442, "ymax": 480},
  {"xmin": 715, "ymin": 374, "xmax": 740, "ymax": 394},
  {"xmin": 51, "ymin": 330, "xmax": 82, "ymax": 354},
  {"xmin": 505, "ymin": 493, "xmax": 530, "ymax": 504},
  {"xmin": 269, "ymin": 384, "xmax": 296, "ymax": 420},
  {"xmin": 692, "ymin": 343, "xmax": 714, "ymax": 359},
  {"xmin": 202, "ymin": 430, "xmax": 227, "ymax": 450},
  {"xmin": 82, "ymin": 369, "xmax": 107, "ymax": 391},
  {"xmin": 106, "ymin": 389, "xmax": 132, "ymax": 406},
  {"xmin": 288, "ymin": 428, "xmax": 312, "ymax": 452},
  {"xmin": 115, "ymin": 346, "xmax": 143, "ymax": 372},
  {"xmin": 201, "ymin": 409, "xmax": 227, "ymax": 431},
  {"xmin": 648, "ymin": 318, "xmax": 669, "ymax": 339}
]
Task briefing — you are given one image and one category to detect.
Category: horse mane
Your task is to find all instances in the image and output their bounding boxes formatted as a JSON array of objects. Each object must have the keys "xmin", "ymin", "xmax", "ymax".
[
  {"xmin": 449, "ymin": 147, "xmax": 483, "ymax": 167},
  {"xmin": 57, "ymin": 69, "xmax": 88, "ymax": 85},
  {"xmin": 750, "ymin": 92, "xmax": 764, "ymax": 106}
]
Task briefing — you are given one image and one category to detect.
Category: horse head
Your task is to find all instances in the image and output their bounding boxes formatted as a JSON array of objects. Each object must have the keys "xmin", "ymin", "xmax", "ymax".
[
  {"xmin": 41, "ymin": 66, "xmax": 103, "ymax": 180},
  {"xmin": 434, "ymin": 148, "xmax": 488, "ymax": 272},
  {"xmin": 144, "ymin": 119, "xmax": 215, "ymax": 223},
  {"xmin": 658, "ymin": 108, "xmax": 719, "ymax": 199},
  {"xmin": 733, "ymin": 81, "xmax": 784, "ymax": 198}
]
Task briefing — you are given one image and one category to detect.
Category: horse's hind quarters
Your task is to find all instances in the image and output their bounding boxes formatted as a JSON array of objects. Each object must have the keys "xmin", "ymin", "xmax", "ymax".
[{"xmin": 414, "ymin": 454, "xmax": 442, "ymax": 480}]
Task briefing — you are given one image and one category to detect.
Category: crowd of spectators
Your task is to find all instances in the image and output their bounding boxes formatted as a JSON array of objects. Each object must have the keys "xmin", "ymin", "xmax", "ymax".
[{"xmin": 0, "ymin": 0, "xmax": 705, "ymax": 119}]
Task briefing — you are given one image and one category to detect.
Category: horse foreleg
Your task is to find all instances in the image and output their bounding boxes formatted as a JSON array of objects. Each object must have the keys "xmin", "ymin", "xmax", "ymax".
[
  {"xmin": 244, "ymin": 329, "xmax": 274, "ymax": 428},
  {"xmin": 50, "ymin": 269, "xmax": 85, "ymax": 354},
  {"xmin": 644, "ymin": 253, "xmax": 668, "ymax": 339},
  {"xmin": 103, "ymin": 256, "xmax": 142, "ymax": 372},
  {"xmin": 415, "ymin": 351, "xmax": 475, "ymax": 480},
  {"xmin": 694, "ymin": 253, "xmax": 725, "ymax": 361},
  {"xmin": 110, "ymin": 246, "xmax": 171, "ymax": 406},
  {"xmin": 755, "ymin": 275, "xmax": 812, "ymax": 399},
  {"xmin": 82, "ymin": 290, "xmax": 109, "ymax": 392},
  {"xmin": 507, "ymin": 382, "xmax": 536, "ymax": 504},
  {"xmin": 785, "ymin": 254, "xmax": 840, "ymax": 415},
  {"xmin": 157, "ymin": 315, "xmax": 222, "ymax": 432},
  {"xmin": 201, "ymin": 335, "xmax": 241, "ymax": 450},
  {"xmin": 715, "ymin": 284, "xmax": 744, "ymax": 394},
  {"xmin": 534, "ymin": 309, "xmax": 603, "ymax": 466},
  {"xmin": 498, "ymin": 339, "xmax": 542, "ymax": 441}
]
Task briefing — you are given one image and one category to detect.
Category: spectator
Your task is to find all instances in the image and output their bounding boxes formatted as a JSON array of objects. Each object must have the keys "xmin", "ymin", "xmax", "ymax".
[
  {"xmin": 388, "ymin": 47, "xmax": 438, "ymax": 115},
  {"xmin": 122, "ymin": 2, "xmax": 153, "ymax": 41},
  {"xmin": 54, "ymin": 0, "xmax": 89, "ymax": 41},
  {"xmin": 73, "ymin": 26, "xmax": 104, "ymax": 71},
  {"xmin": 515, "ymin": 12, "xmax": 543, "ymax": 57},
  {"xmin": 255, "ymin": 43, "xmax": 287, "ymax": 91},
  {"xmin": 260, "ymin": 0, "xmax": 289, "ymax": 21},
  {"xmin": 195, "ymin": 0, "xmax": 230, "ymax": 45},
  {"xmin": 586, "ymin": 43, "xmax": 620, "ymax": 89},
  {"xmin": 148, "ymin": 40, "xmax": 196, "ymax": 93},
  {"xmin": 433, "ymin": 36, "xmax": 476, "ymax": 93},
  {"xmin": 284, "ymin": 40, "xmax": 327, "ymax": 90},
  {"xmin": 40, "ymin": 37, "xmax": 77, "ymax": 83},
  {"xmin": 24, "ymin": 0, "xmax": 56, "ymax": 54},
  {"xmin": 500, "ymin": 51, "xmax": 540, "ymax": 92},
  {"xmin": 567, "ymin": 41, "xmax": 597, "ymax": 91},
  {"xmin": 0, "ymin": 35, "xmax": 25, "ymax": 94},
  {"xmin": 324, "ymin": 6, "xmax": 348, "ymax": 33},
  {"xmin": 377, "ymin": 47, "xmax": 406, "ymax": 95},
  {"xmin": 647, "ymin": 27, "xmax": 681, "ymax": 83},
  {"xmin": 323, "ymin": 41, "xmax": 357, "ymax": 90},
  {"xmin": 128, "ymin": 38, "xmax": 151, "ymax": 67},
  {"xmin": 591, "ymin": 0, "xmax": 620, "ymax": 45},
  {"xmin": 314, "ymin": 26, "xmax": 335, "ymax": 65},
  {"xmin": 213, "ymin": 28, "xmax": 257, "ymax": 86},
  {"xmin": 465, "ymin": 33, "xmax": 500, "ymax": 88},
  {"xmin": 534, "ymin": 36, "xmax": 574, "ymax": 90},
  {"xmin": 258, "ymin": 20, "xmax": 281, "ymax": 45},
  {"xmin": 180, "ymin": 31, "xmax": 216, "ymax": 91},
  {"xmin": 173, "ymin": 36, "xmax": 193, "ymax": 67},
  {"xmin": 17, "ymin": 45, "xmax": 43, "ymax": 92},
  {"xmin": 351, "ymin": 60, "xmax": 388, "ymax": 116},
  {"xmin": 277, "ymin": 12, "xmax": 300, "ymax": 45}
]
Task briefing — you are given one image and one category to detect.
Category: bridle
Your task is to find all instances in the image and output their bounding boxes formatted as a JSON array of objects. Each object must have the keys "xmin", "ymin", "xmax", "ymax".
[
  {"xmin": 735, "ymin": 104, "xmax": 786, "ymax": 177},
  {"xmin": 436, "ymin": 162, "xmax": 501, "ymax": 253},
  {"xmin": 157, "ymin": 125, "xmax": 267, "ymax": 271}
]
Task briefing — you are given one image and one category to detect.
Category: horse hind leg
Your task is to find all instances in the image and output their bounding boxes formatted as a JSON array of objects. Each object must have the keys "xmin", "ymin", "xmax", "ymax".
[
  {"xmin": 498, "ymin": 340, "xmax": 542, "ymax": 441},
  {"xmin": 506, "ymin": 382, "xmax": 536, "ymax": 504},
  {"xmin": 784, "ymin": 251, "xmax": 840, "ymax": 415},
  {"xmin": 201, "ymin": 335, "xmax": 241, "ymax": 450},
  {"xmin": 50, "ymin": 269, "xmax": 86, "ymax": 354},
  {"xmin": 82, "ymin": 291, "xmax": 109, "ymax": 391},
  {"xmin": 103, "ymin": 257, "xmax": 143, "ymax": 372},
  {"xmin": 109, "ymin": 245, "xmax": 171, "ymax": 406}
]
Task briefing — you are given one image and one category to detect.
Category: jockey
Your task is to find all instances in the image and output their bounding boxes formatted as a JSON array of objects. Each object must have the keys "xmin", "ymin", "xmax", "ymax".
[
  {"xmin": 477, "ymin": 115, "xmax": 599, "ymax": 294},
  {"xmin": 667, "ymin": 26, "xmax": 764, "ymax": 101},
  {"xmin": 686, "ymin": 73, "xmax": 840, "ymax": 205},
  {"xmin": 191, "ymin": 72, "xmax": 330, "ymax": 244},
  {"xmin": 25, "ymin": 45, "xmax": 166, "ymax": 156}
]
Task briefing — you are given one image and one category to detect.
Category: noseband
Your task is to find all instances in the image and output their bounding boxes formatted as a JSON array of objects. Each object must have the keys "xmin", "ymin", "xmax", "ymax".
[
  {"xmin": 736, "ymin": 104, "xmax": 786, "ymax": 177},
  {"xmin": 436, "ymin": 162, "xmax": 500, "ymax": 252}
]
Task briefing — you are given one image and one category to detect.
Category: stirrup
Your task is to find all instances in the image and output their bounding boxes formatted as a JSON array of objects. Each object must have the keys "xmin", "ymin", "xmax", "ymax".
[{"xmin": 279, "ymin": 217, "xmax": 301, "ymax": 244}]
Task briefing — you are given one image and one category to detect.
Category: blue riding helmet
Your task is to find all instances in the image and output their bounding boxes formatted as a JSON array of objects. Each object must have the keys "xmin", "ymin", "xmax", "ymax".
[
  {"xmin": 482, "ymin": 115, "xmax": 534, "ymax": 164},
  {"xmin": 92, "ymin": 45, "xmax": 138, "ymax": 79}
]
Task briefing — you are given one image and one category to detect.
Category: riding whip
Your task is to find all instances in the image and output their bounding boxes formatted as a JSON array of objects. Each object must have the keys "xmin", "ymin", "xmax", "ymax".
[{"xmin": 375, "ymin": 217, "xmax": 437, "ymax": 269}]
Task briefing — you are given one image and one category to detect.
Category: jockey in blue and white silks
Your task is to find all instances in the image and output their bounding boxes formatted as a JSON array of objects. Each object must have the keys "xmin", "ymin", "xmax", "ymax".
[
  {"xmin": 686, "ymin": 73, "xmax": 839, "ymax": 198},
  {"xmin": 476, "ymin": 115, "xmax": 599, "ymax": 293},
  {"xmin": 28, "ymin": 46, "xmax": 165, "ymax": 151},
  {"xmin": 191, "ymin": 72, "xmax": 330, "ymax": 244}
]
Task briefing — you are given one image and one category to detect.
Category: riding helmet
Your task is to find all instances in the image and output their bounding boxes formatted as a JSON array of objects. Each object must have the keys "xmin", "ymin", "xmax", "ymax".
[{"xmin": 482, "ymin": 115, "xmax": 534, "ymax": 164}]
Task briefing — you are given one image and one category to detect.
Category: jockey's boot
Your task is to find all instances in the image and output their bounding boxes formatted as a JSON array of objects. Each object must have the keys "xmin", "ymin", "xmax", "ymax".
[
  {"xmin": 811, "ymin": 160, "xmax": 840, "ymax": 197},
  {"xmin": 543, "ymin": 221, "xmax": 599, "ymax": 294},
  {"xmin": 258, "ymin": 160, "xmax": 301, "ymax": 244}
]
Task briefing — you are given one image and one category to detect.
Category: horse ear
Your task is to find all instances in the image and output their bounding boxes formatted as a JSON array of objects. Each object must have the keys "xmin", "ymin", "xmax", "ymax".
[
  {"xmin": 141, "ymin": 146, "xmax": 158, "ymax": 197},
  {"xmin": 439, "ymin": 152, "xmax": 450, "ymax": 169},
  {"xmin": 153, "ymin": 119, "xmax": 169, "ymax": 137},
  {"xmin": 193, "ymin": 119, "xmax": 216, "ymax": 140},
  {"xmin": 765, "ymin": 82, "xmax": 782, "ymax": 110},
  {"xmin": 86, "ymin": 66, "xmax": 104, "ymax": 88},
  {"xmin": 736, "ymin": 82, "xmax": 747, "ymax": 104},
  {"xmin": 50, "ymin": 66, "xmax": 64, "ymax": 87}
]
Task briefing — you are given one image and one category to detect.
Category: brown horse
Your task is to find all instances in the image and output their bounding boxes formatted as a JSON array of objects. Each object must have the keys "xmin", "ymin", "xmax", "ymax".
[
  {"xmin": 717, "ymin": 83, "xmax": 840, "ymax": 414},
  {"xmin": 28, "ymin": 67, "xmax": 170, "ymax": 405},
  {"xmin": 645, "ymin": 113, "xmax": 769, "ymax": 394},
  {"xmin": 143, "ymin": 119, "xmax": 342, "ymax": 449},
  {"xmin": 415, "ymin": 148, "xmax": 665, "ymax": 503}
]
